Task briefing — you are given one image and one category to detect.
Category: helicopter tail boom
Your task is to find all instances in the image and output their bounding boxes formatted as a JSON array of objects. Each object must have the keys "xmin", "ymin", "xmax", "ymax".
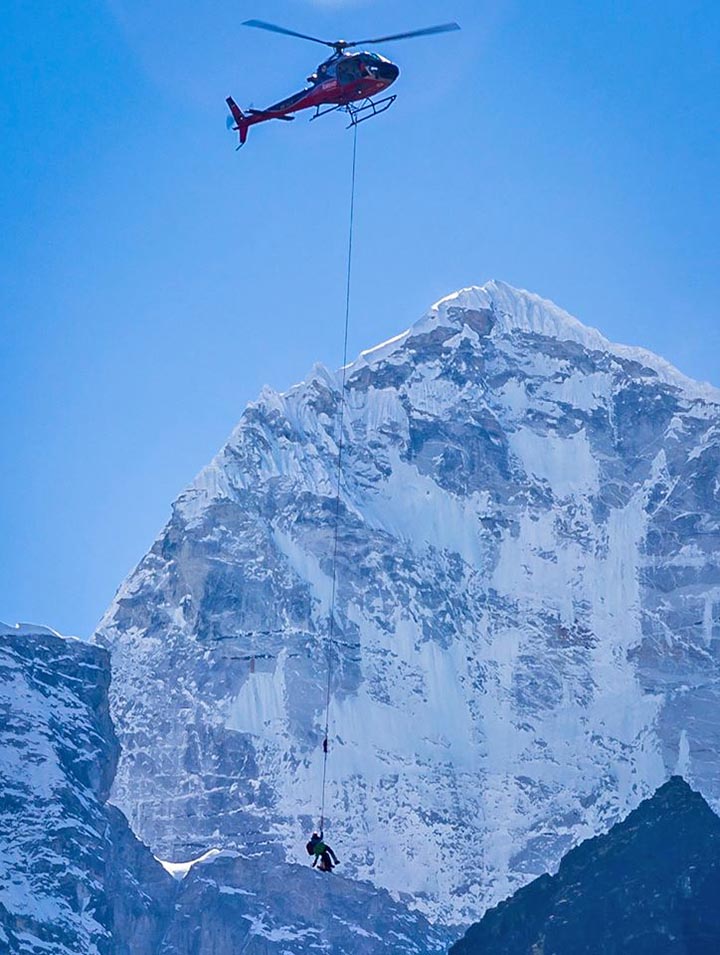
[{"xmin": 227, "ymin": 96, "xmax": 298, "ymax": 146}]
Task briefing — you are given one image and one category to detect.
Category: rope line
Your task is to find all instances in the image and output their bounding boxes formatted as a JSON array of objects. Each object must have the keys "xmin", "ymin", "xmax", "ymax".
[{"xmin": 319, "ymin": 120, "xmax": 359, "ymax": 833}]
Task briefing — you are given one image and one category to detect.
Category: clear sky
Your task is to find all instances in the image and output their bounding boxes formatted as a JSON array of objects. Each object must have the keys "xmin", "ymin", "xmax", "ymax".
[{"xmin": 2, "ymin": 0, "xmax": 719, "ymax": 637}]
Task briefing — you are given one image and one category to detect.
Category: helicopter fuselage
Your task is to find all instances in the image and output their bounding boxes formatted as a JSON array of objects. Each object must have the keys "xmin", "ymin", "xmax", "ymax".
[
  {"xmin": 269, "ymin": 51, "xmax": 399, "ymax": 113},
  {"xmin": 228, "ymin": 18, "xmax": 458, "ymax": 145},
  {"xmin": 226, "ymin": 51, "xmax": 400, "ymax": 145}
]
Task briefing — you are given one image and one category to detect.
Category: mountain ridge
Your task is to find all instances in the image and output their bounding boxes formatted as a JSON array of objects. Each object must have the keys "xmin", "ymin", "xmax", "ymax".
[{"xmin": 451, "ymin": 775, "xmax": 720, "ymax": 954}]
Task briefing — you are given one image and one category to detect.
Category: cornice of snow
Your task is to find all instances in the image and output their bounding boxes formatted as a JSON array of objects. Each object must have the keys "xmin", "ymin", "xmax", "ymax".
[
  {"xmin": 350, "ymin": 280, "xmax": 719, "ymax": 402},
  {"xmin": 0, "ymin": 620, "xmax": 63, "ymax": 638}
]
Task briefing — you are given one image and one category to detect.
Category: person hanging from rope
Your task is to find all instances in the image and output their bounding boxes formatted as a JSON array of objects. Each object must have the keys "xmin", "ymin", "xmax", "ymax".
[{"xmin": 306, "ymin": 831, "xmax": 340, "ymax": 872}]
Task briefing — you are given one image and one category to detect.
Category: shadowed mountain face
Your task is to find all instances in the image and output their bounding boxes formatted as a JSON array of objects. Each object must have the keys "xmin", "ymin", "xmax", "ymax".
[
  {"xmin": 0, "ymin": 628, "xmax": 118, "ymax": 953},
  {"xmin": 451, "ymin": 776, "xmax": 720, "ymax": 954},
  {"xmin": 95, "ymin": 280, "xmax": 720, "ymax": 922},
  {"xmin": 0, "ymin": 625, "xmax": 175, "ymax": 955}
]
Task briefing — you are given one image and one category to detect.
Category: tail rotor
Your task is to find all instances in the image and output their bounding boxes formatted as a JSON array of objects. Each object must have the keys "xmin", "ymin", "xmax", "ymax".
[{"xmin": 225, "ymin": 96, "xmax": 250, "ymax": 148}]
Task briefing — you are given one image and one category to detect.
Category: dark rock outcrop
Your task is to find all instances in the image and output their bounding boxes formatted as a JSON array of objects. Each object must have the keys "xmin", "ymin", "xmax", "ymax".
[{"xmin": 450, "ymin": 776, "xmax": 720, "ymax": 954}]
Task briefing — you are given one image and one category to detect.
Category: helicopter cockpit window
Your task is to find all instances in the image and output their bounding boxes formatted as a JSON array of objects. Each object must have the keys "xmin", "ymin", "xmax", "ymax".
[
  {"xmin": 311, "ymin": 61, "xmax": 336, "ymax": 84},
  {"xmin": 338, "ymin": 57, "xmax": 365, "ymax": 84}
]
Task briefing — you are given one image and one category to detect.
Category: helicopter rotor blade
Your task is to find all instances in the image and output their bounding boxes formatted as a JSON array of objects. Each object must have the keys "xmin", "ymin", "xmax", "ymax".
[
  {"xmin": 242, "ymin": 19, "xmax": 336, "ymax": 49},
  {"xmin": 344, "ymin": 22, "xmax": 461, "ymax": 49}
]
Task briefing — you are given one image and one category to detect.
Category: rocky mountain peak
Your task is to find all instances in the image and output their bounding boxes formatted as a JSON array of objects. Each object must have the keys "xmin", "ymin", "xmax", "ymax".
[{"xmin": 96, "ymin": 282, "xmax": 720, "ymax": 924}]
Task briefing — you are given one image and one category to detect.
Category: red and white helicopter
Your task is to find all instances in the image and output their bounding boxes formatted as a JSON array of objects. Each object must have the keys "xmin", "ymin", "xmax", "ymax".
[{"xmin": 227, "ymin": 19, "xmax": 460, "ymax": 147}]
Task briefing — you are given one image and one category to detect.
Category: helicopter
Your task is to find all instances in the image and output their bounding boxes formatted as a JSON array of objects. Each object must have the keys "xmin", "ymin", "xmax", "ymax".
[{"xmin": 226, "ymin": 19, "xmax": 460, "ymax": 148}]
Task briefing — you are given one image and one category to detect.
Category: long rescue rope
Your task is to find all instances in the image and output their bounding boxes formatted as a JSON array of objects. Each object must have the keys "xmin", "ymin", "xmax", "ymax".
[{"xmin": 319, "ymin": 121, "xmax": 359, "ymax": 833}]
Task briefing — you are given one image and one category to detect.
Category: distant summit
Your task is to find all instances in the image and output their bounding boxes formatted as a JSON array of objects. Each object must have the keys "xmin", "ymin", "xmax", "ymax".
[{"xmin": 451, "ymin": 776, "xmax": 720, "ymax": 954}]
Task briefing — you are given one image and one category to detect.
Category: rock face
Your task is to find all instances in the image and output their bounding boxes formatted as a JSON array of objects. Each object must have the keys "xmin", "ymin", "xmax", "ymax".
[
  {"xmin": 105, "ymin": 805, "xmax": 177, "ymax": 955},
  {"xmin": 0, "ymin": 623, "xmax": 176, "ymax": 954},
  {"xmin": 158, "ymin": 848, "xmax": 453, "ymax": 955},
  {"xmin": 95, "ymin": 280, "xmax": 720, "ymax": 923},
  {"xmin": 0, "ymin": 624, "xmax": 120, "ymax": 954},
  {"xmin": 450, "ymin": 776, "xmax": 720, "ymax": 954}
]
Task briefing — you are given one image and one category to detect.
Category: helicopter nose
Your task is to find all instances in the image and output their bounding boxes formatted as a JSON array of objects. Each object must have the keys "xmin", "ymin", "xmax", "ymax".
[{"xmin": 378, "ymin": 62, "xmax": 399, "ymax": 83}]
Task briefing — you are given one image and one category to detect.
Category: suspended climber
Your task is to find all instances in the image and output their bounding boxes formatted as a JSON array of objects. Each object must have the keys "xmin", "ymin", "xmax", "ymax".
[
  {"xmin": 306, "ymin": 831, "xmax": 340, "ymax": 873},
  {"xmin": 306, "ymin": 733, "xmax": 340, "ymax": 872}
]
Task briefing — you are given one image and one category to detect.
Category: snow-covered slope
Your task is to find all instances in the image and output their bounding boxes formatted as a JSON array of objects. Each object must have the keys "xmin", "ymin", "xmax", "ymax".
[
  {"xmin": 0, "ymin": 625, "xmax": 132, "ymax": 953},
  {"xmin": 96, "ymin": 280, "xmax": 720, "ymax": 923},
  {"xmin": 0, "ymin": 624, "xmax": 119, "ymax": 953},
  {"xmin": 0, "ymin": 624, "xmax": 187, "ymax": 954}
]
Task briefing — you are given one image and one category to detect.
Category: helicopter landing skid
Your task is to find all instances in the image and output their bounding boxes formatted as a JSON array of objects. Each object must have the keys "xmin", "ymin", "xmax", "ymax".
[{"xmin": 311, "ymin": 95, "xmax": 397, "ymax": 128}]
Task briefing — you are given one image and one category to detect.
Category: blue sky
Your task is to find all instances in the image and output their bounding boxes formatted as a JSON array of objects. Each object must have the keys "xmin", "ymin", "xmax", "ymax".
[{"xmin": 2, "ymin": 0, "xmax": 719, "ymax": 636}]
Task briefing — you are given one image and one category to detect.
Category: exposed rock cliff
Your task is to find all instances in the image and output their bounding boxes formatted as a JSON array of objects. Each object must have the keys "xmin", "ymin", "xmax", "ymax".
[{"xmin": 451, "ymin": 776, "xmax": 720, "ymax": 954}]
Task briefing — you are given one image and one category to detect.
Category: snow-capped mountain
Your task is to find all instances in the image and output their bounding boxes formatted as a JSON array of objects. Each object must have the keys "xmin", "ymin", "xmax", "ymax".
[
  {"xmin": 155, "ymin": 846, "xmax": 452, "ymax": 955},
  {"xmin": 95, "ymin": 280, "xmax": 720, "ymax": 924}
]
